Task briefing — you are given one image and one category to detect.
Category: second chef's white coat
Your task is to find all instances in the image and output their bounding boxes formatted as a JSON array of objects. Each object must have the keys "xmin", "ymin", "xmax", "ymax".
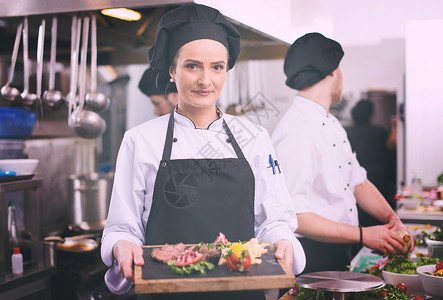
[
  {"xmin": 272, "ymin": 96, "xmax": 367, "ymax": 237},
  {"xmin": 101, "ymin": 109, "xmax": 306, "ymax": 294}
]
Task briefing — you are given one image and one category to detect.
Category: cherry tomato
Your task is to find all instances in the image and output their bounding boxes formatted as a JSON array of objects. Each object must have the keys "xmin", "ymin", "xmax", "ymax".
[
  {"xmin": 226, "ymin": 255, "xmax": 239, "ymax": 270},
  {"xmin": 414, "ymin": 297, "xmax": 424, "ymax": 300},
  {"xmin": 396, "ymin": 282, "xmax": 407, "ymax": 292},
  {"xmin": 226, "ymin": 252, "xmax": 251, "ymax": 272},
  {"xmin": 379, "ymin": 290, "xmax": 389, "ymax": 297},
  {"xmin": 242, "ymin": 253, "xmax": 251, "ymax": 270},
  {"xmin": 436, "ymin": 261, "xmax": 443, "ymax": 271}
]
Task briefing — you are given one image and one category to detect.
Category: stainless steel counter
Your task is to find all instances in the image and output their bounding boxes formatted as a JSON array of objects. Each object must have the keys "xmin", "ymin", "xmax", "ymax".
[{"xmin": 397, "ymin": 204, "xmax": 443, "ymax": 226}]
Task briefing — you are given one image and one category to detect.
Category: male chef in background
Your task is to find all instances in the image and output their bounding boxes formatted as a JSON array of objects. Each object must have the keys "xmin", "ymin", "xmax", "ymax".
[
  {"xmin": 138, "ymin": 67, "xmax": 178, "ymax": 116},
  {"xmin": 271, "ymin": 32, "xmax": 412, "ymax": 274}
]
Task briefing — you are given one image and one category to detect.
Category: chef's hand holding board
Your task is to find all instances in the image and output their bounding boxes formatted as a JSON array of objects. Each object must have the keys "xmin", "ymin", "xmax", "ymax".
[{"xmin": 113, "ymin": 240, "xmax": 144, "ymax": 282}]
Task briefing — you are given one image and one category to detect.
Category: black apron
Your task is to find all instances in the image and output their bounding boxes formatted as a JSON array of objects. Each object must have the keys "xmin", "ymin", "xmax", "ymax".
[
  {"xmin": 298, "ymin": 238, "xmax": 353, "ymax": 274},
  {"xmin": 142, "ymin": 111, "xmax": 265, "ymax": 300}
]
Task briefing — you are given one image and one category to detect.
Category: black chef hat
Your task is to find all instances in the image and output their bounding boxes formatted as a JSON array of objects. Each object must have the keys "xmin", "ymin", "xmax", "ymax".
[
  {"xmin": 138, "ymin": 67, "xmax": 177, "ymax": 96},
  {"xmin": 148, "ymin": 3, "xmax": 241, "ymax": 79},
  {"xmin": 284, "ymin": 32, "xmax": 344, "ymax": 90}
]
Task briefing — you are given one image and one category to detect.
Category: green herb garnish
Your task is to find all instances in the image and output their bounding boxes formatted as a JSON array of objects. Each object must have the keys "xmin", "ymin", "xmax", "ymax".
[{"xmin": 167, "ymin": 260, "xmax": 214, "ymax": 275}]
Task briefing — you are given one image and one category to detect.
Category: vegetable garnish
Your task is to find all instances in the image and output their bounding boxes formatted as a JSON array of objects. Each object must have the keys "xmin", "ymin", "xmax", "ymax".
[
  {"xmin": 362, "ymin": 262, "xmax": 386, "ymax": 278},
  {"xmin": 383, "ymin": 255, "xmax": 441, "ymax": 275},
  {"xmin": 213, "ymin": 232, "xmax": 228, "ymax": 246},
  {"xmin": 167, "ymin": 260, "xmax": 214, "ymax": 275},
  {"xmin": 424, "ymin": 261, "xmax": 443, "ymax": 276},
  {"xmin": 294, "ymin": 284, "xmax": 409, "ymax": 300},
  {"xmin": 160, "ymin": 233, "xmax": 268, "ymax": 275},
  {"xmin": 225, "ymin": 242, "xmax": 251, "ymax": 272},
  {"xmin": 422, "ymin": 224, "xmax": 443, "ymax": 242}
]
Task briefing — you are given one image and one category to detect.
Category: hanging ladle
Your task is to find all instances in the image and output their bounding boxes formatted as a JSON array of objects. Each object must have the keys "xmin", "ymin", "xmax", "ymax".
[
  {"xmin": 72, "ymin": 15, "xmax": 106, "ymax": 139},
  {"xmin": 1, "ymin": 21, "xmax": 23, "ymax": 103},
  {"xmin": 35, "ymin": 19, "xmax": 46, "ymax": 108},
  {"xmin": 67, "ymin": 15, "xmax": 81, "ymax": 128},
  {"xmin": 84, "ymin": 13, "xmax": 110, "ymax": 112},
  {"xmin": 21, "ymin": 17, "xmax": 40, "ymax": 107},
  {"xmin": 42, "ymin": 15, "xmax": 64, "ymax": 109}
]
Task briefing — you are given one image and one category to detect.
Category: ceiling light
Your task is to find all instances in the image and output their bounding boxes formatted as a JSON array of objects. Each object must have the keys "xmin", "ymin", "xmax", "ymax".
[{"xmin": 101, "ymin": 8, "xmax": 141, "ymax": 21}]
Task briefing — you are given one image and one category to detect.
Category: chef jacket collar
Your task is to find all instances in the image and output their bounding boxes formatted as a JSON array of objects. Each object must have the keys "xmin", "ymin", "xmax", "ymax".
[
  {"xmin": 173, "ymin": 106, "xmax": 224, "ymax": 130},
  {"xmin": 296, "ymin": 95, "xmax": 332, "ymax": 119}
]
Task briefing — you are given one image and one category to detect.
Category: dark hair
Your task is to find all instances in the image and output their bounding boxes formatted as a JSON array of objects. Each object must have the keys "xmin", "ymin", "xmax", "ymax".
[
  {"xmin": 351, "ymin": 100, "xmax": 374, "ymax": 125},
  {"xmin": 164, "ymin": 81, "xmax": 177, "ymax": 96}
]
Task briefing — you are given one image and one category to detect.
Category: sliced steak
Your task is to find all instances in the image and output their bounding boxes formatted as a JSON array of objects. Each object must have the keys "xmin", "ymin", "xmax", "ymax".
[
  {"xmin": 198, "ymin": 244, "xmax": 221, "ymax": 264},
  {"xmin": 174, "ymin": 242, "xmax": 186, "ymax": 252},
  {"xmin": 151, "ymin": 242, "xmax": 220, "ymax": 264},
  {"xmin": 151, "ymin": 243, "xmax": 182, "ymax": 263},
  {"xmin": 187, "ymin": 244, "xmax": 199, "ymax": 252}
]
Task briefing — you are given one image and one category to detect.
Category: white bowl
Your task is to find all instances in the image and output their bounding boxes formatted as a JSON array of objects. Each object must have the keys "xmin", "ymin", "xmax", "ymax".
[
  {"xmin": 417, "ymin": 265, "xmax": 443, "ymax": 298},
  {"xmin": 0, "ymin": 159, "xmax": 39, "ymax": 176},
  {"xmin": 382, "ymin": 270, "xmax": 424, "ymax": 293},
  {"xmin": 401, "ymin": 198, "xmax": 420, "ymax": 210},
  {"xmin": 426, "ymin": 238, "xmax": 443, "ymax": 246}
]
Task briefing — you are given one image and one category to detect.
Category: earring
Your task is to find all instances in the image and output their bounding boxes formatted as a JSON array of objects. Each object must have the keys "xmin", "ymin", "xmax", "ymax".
[{"xmin": 170, "ymin": 78, "xmax": 174, "ymax": 83}]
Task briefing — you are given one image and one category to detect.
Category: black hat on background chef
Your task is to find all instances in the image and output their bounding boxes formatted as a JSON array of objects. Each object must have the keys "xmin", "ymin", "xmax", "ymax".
[
  {"xmin": 284, "ymin": 32, "xmax": 344, "ymax": 90},
  {"xmin": 148, "ymin": 3, "xmax": 241, "ymax": 86},
  {"xmin": 138, "ymin": 67, "xmax": 177, "ymax": 97}
]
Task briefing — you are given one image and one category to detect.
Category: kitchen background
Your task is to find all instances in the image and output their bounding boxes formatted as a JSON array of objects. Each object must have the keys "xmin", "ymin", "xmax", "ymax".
[
  {"xmin": 0, "ymin": 0, "xmax": 443, "ymax": 298},
  {"xmin": 0, "ymin": 0, "xmax": 442, "ymax": 234}
]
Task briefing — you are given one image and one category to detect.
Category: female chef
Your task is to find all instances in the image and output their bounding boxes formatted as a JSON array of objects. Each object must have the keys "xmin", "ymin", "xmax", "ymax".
[{"xmin": 101, "ymin": 3, "xmax": 305, "ymax": 299}]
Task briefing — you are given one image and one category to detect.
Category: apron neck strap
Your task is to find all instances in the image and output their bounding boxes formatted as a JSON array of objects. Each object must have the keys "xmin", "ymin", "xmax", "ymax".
[
  {"xmin": 162, "ymin": 110, "xmax": 246, "ymax": 160},
  {"xmin": 222, "ymin": 119, "xmax": 245, "ymax": 159},
  {"xmin": 162, "ymin": 110, "xmax": 176, "ymax": 161}
]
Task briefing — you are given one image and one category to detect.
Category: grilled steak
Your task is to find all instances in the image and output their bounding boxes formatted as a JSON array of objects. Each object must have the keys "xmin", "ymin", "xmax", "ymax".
[
  {"xmin": 151, "ymin": 243, "xmax": 186, "ymax": 263},
  {"xmin": 151, "ymin": 242, "xmax": 220, "ymax": 264},
  {"xmin": 198, "ymin": 243, "xmax": 221, "ymax": 264}
]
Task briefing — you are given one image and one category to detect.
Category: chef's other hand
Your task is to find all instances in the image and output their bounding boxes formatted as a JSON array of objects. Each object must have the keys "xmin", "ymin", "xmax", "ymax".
[
  {"xmin": 388, "ymin": 213, "xmax": 406, "ymax": 232},
  {"xmin": 113, "ymin": 240, "xmax": 144, "ymax": 282},
  {"xmin": 362, "ymin": 222, "xmax": 405, "ymax": 255},
  {"xmin": 274, "ymin": 239, "xmax": 293, "ymax": 271}
]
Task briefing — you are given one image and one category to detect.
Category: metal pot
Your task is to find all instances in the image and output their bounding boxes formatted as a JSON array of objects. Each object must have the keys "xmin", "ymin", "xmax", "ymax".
[{"xmin": 68, "ymin": 172, "xmax": 114, "ymax": 231}]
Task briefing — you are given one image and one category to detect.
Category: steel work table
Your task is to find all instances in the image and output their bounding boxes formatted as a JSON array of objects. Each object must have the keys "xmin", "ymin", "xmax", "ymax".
[{"xmin": 296, "ymin": 271, "xmax": 385, "ymax": 300}]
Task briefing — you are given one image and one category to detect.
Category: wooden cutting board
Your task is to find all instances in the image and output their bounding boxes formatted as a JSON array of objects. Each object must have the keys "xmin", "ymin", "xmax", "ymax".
[{"xmin": 134, "ymin": 245, "xmax": 295, "ymax": 294}]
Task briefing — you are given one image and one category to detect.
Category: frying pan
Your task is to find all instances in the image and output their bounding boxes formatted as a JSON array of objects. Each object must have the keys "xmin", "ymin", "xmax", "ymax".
[{"xmin": 45, "ymin": 234, "xmax": 99, "ymax": 253}]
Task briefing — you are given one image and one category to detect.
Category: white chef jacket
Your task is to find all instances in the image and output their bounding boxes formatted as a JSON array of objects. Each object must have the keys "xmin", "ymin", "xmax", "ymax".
[
  {"xmin": 271, "ymin": 96, "xmax": 367, "ymax": 237},
  {"xmin": 101, "ymin": 109, "xmax": 306, "ymax": 294}
]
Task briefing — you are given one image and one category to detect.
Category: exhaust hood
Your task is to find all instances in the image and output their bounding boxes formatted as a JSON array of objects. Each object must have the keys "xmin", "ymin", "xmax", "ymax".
[{"xmin": 0, "ymin": 0, "xmax": 290, "ymax": 65}]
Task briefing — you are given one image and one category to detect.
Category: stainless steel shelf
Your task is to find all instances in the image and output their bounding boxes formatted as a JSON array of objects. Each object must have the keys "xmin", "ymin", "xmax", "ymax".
[{"xmin": 0, "ymin": 177, "xmax": 42, "ymax": 278}]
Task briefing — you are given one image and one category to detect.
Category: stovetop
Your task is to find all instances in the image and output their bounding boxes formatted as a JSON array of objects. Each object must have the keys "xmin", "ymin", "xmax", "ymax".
[{"xmin": 49, "ymin": 225, "xmax": 137, "ymax": 299}]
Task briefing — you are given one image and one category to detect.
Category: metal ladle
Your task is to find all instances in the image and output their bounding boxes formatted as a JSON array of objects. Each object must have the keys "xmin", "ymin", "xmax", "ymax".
[
  {"xmin": 21, "ymin": 17, "xmax": 40, "ymax": 107},
  {"xmin": 35, "ymin": 19, "xmax": 46, "ymax": 108},
  {"xmin": 72, "ymin": 16, "xmax": 106, "ymax": 139},
  {"xmin": 84, "ymin": 13, "xmax": 110, "ymax": 112},
  {"xmin": 43, "ymin": 15, "xmax": 64, "ymax": 109},
  {"xmin": 1, "ymin": 22, "xmax": 23, "ymax": 103},
  {"xmin": 67, "ymin": 15, "xmax": 81, "ymax": 128}
]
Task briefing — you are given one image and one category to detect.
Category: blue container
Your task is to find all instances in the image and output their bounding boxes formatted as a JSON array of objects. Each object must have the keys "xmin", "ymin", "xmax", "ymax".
[{"xmin": 0, "ymin": 107, "xmax": 37, "ymax": 138}]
